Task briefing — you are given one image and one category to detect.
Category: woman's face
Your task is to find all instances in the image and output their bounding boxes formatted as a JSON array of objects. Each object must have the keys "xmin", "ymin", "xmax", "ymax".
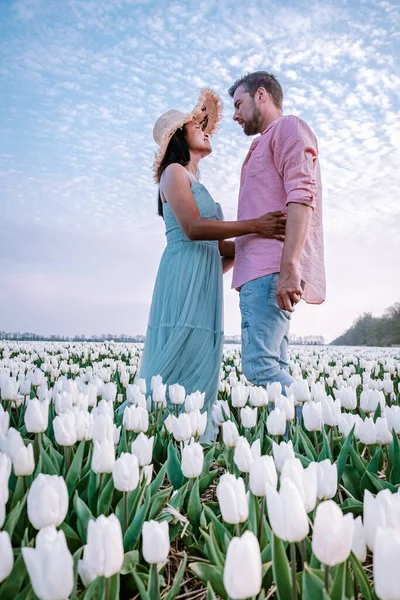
[{"xmin": 184, "ymin": 120, "xmax": 212, "ymax": 157}]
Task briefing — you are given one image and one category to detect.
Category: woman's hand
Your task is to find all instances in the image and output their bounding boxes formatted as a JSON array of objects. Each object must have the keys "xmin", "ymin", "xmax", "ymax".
[{"xmin": 254, "ymin": 211, "xmax": 286, "ymax": 241}]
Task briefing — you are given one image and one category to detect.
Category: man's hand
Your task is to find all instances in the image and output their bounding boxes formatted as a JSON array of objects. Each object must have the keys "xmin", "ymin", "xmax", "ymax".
[{"xmin": 276, "ymin": 267, "xmax": 303, "ymax": 312}]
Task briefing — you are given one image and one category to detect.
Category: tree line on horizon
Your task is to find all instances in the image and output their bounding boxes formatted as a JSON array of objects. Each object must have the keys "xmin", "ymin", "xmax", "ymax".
[{"xmin": 331, "ymin": 301, "xmax": 400, "ymax": 347}]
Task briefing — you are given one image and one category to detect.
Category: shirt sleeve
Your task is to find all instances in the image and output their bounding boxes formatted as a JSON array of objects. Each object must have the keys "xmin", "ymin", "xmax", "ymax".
[{"xmin": 273, "ymin": 117, "xmax": 318, "ymax": 209}]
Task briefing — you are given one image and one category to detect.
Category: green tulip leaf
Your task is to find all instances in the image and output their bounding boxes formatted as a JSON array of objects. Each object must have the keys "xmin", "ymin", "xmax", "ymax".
[
  {"xmin": 187, "ymin": 478, "xmax": 202, "ymax": 531},
  {"xmin": 201, "ymin": 446, "xmax": 216, "ymax": 478},
  {"xmin": 272, "ymin": 533, "xmax": 292, "ymax": 600},
  {"xmin": 349, "ymin": 553, "xmax": 375, "ymax": 600},
  {"xmin": 97, "ymin": 474, "xmax": 114, "ymax": 516},
  {"xmin": 81, "ymin": 576, "xmax": 103, "ymax": 599},
  {"xmin": 0, "ymin": 552, "xmax": 28, "ymax": 598},
  {"xmin": 148, "ymin": 487, "xmax": 171, "ymax": 521},
  {"xmin": 390, "ymin": 430, "xmax": 400, "ymax": 484},
  {"xmin": 302, "ymin": 564, "xmax": 327, "ymax": 600},
  {"xmin": 130, "ymin": 568, "xmax": 150, "ymax": 600},
  {"xmin": 120, "ymin": 550, "xmax": 140, "ymax": 575},
  {"xmin": 330, "ymin": 561, "xmax": 346, "ymax": 600},
  {"xmin": 189, "ymin": 562, "xmax": 227, "ymax": 599},
  {"xmin": 73, "ymin": 493, "xmax": 94, "ymax": 542},
  {"xmin": 106, "ymin": 573, "xmax": 120, "ymax": 600},
  {"xmin": 3, "ymin": 492, "xmax": 27, "ymax": 542},
  {"xmin": 166, "ymin": 442, "xmax": 185, "ymax": 490},
  {"xmin": 60, "ymin": 521, "xmax": 83, "ymax": 554},
  {"xmin": 70, "ymin": 546, "xmax": 83, "ymax": 600},
  {"xmin": 206, "ymin": 581, "xmax": 219, "ymax": 600},
  {"xmin": 339, "ymin": 498, "xmax": 363, "ymax": 516},
  {"xmin": 199, "ymin": 469, "xmax": 219, "ymax": 494},
  {"xmin": 40, "ymin": 444, "xmax": 60, "ymax": 475},
  {"xmin": 336, "ymin": 425, "xmax": 355, "ymax": 482},
  {"xmin": 298, "ymin": 428, "xmax": 318, "ymax": 461},
  {"xmin": 150, "ymin": 462, "xmax": 167, "ymax": 495},
  {"xmin": 65, "ymin": 440, "xmax": 86, "ymax": 498},
  {"xmin": 123, "ymin": 492, "xmax": 150, "ymax": 551}
]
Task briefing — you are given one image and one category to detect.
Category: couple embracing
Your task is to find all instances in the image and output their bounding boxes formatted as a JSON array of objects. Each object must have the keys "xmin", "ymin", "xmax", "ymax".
[{"xmin": 137, "ymin": 71, "xmax": 325, "ymax": 442}]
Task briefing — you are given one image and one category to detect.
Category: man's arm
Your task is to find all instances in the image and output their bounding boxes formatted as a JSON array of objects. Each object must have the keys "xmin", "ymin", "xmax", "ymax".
[{"xmin": 276, "ymin": 203, "xmax": 312, "ymax": 311}]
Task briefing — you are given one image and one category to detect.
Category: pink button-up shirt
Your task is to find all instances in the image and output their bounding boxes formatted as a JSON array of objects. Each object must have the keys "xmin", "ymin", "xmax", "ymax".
[{"xmin": 232, "ymin": 115, "xmax": 326, "ymax": 304}]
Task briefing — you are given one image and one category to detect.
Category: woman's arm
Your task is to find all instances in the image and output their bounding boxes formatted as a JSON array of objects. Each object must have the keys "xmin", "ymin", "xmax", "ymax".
[
  {"xmin": 161, "ymin": 164, "xmax": 285, "ymax": 241},
  {"xmin": 222, "ymin": 257, "xmax": 234, "ymax": 274},
  {"xmin": 219, "ymin": 240, "xmax": 235, "ymax": 258}
]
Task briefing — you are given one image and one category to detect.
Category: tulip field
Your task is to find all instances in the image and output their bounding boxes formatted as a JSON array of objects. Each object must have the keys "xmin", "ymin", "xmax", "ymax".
[{"xmin": 1, "ymin": 341, "xmax": 400, "ymax": 600}]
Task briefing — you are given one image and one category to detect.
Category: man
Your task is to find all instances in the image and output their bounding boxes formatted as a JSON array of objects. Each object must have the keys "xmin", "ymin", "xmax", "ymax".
[{"xmin": 229, "ymin": 71, "xmax": 326, "ymax": 391}]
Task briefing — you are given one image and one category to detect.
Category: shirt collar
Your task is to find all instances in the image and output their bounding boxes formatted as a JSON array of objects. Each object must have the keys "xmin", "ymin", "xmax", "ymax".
[{"xmin": 260, "ymin": 116, "xmax": 282, "ymax": 135}]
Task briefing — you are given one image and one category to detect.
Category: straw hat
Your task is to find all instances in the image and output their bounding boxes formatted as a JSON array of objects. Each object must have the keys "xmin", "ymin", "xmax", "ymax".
[{"xmin": 152, "ymin": 88, "xmax": 222, "ymax": 183}]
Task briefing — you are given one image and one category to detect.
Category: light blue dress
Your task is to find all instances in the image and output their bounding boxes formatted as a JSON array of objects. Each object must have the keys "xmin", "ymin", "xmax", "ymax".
[{"xmin": 139, "ymin": 182, "xmax": 224, "ymax": 441}]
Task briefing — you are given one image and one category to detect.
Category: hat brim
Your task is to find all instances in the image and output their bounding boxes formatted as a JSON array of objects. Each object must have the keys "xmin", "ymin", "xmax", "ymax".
[{"xmin": 153, "ymin": 88, "xmax": 223, "ymax": 183}]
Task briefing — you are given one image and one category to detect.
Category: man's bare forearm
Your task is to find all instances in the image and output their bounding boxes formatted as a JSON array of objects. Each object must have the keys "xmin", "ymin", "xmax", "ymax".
[{"xmin": 280, "ymin": 203, "xmax": 312, "ymax": 272}]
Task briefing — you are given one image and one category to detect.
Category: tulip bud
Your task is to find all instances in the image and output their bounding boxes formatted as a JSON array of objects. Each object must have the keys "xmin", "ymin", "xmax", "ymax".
[
  {"xmin": 338, "ymin": 413, "xmax": 359, "ymax": 438},
  {"xmin": 316, "ymin": 459, "xmax": 337, "ymax": 500},
  {"xmin": 351, "ymin": 516, "xmax": 367, "ymax": 563},
  {"xmin": 375, "ymin": 417, "xmax": 392, "ymax": 445},
  {"xmin": 232, "ymin": 384, "xmax": 249, "ymax": 408},
  {"xmin": 0, "ymin": 404, "xmax": 9, "ymax": 436},
  {"xmin": 91, "ymin": 439, "xmax": 115, "ymax": 474},
  {"xmin": 78, "ymin": 514, "xmax": 124, "ymax": 584},
  {"xmin": 312, "ymin": 500, "xmax": 354, "ymax": 566},
  {"xmin": 333, "ymin": 386, "xmax": 357, "ymax": 410},
  {"xmin": 223, "ymin": 531, "xmax": 262, "ymax": 599},
  {"xmin": 212, "ymin": 400, "xmax": 230, "ymax": 425},
  {"xmin": 321, "ymin": 396, "xmax": 341, "ymax": 427},
  {"xmin": 267, "ymin": 478, "xmax": 309, "ymax": 541},
  {"xmin": 267, "ymin": 381, "xmax": 282, "ymax": 403},
  {"xmin": 27, "ymin": 474, "xmax": 69, "ymax": 530},
  {"xmin": 142, "ymin": 520, "xmax": 170, "ymax": 564},
  {"xmin": 216, "ymin": 474, "xmax": 248, "ymax": 524},
  {"xmin": 240, "ymin": 406, "xmax": 257, "ymax": 428},
  {"xmin": 22, "ymin": 526, "xmax": 73, "ymax": 600},
  {"xmin": 24, "ymin": 398, "xmax": 49, "ymax": 433},
  {"xmin": 181, "ymin": 441, "xmax": 203, "ymax": 478},
  {"xmin": 188, "ymin": 410, "xmax": 207, "ymax": 438},
  {"xmin": 168, "ymin": 383, "xmax": 186, "ymax": 406},
  {"xmin": 141, "ymin": 464, "xmax": 153, "ymax": 486},
  {"xmin": 74, "ymin": 409, "xmax": 93, "ymax": 441},
  {"xmin": 152, "ymin": 382, "xmax": 166, "ymax": 405},
  {"xmin": 0, "ymin": 452, "xmax": 12, "ymax": 505},
  {"xmin": 249, "ymin": 386, "xmax": 268, "ymax": 407},
  {"xmin": 3, "ymin": 427, "xmax": 25, "ymax": 460},
  {"xmin": 123, "ymin": 405, "xmax": 149, "ymax": 433},
  {"xmin": 303, "ymin": 401, "xmax": 323, "ymax": 432},
  {"xmin": 363, "ymin": 489, "xmax": 400, "ymax": 551},
  {"xmin": 281, "ymin": 458, "xmax": 317, "ymax": 513},
  {"xmin": 360, "ymin": 389, "xmax": 385, "ymax": 414},
  {"xmin": 0, "ymin": 530, "xmax": 13, "ymax": 583},
  {"xmin": 112, "ymin": 452, "xmax": 139, "ymax": 492},
  {"xmin": 131, "ymin": 433, "xmax": 154, "ymax": 466},
  {"xmin": 171, "ymin": 413, "xmax": 192, "ymax": 442},
  {"xmin": 359, "ymin": 416, "xmax": 377, "ymax": 445},
  {"xmin": 249, "ymin": 455, "xmax": 277, "ymax": 497},
  {"xmin": 164, "ymin": 414, "xmax": 173, "ymax": 434},
  {"xmin": 185, "ymin": 391, "xmax": 205, "ymax": 413},
  {"xmin": 373, "ymin": 527, "xmax": 400, "ymax": 600},
  {"xmin": 53, "ymin": 411, "xmax": 78, "ymax": 446},
  {"xmin": 222, "ymin": 420, "xmax": 239, "ymax": 447},
  {"xmin": 272, "ymin": 440, "xmax": 295, "ymax": 472},
  {"xmin": 92, "ymin": 413, "xmax": 114, "ymax": 443},
  {"xmin": 234, "ymin": 437, "xmax": 254, "ymax": 473},
  {"xmin": 12, "ymin": 442, "xmax": 34, "ymax": 476},
  {"xmin": 266, "ymin": 408, "xmax": 286, "ymax": 436},
  {"xmin": 275, "ymin": 395, "xmax": 295, "ymax": 421}
]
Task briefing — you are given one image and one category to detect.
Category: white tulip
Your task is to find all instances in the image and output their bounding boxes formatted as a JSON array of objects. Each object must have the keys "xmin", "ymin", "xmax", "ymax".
[
  {"xmin": 267, "ymin": 381, "xmax": 282, "ymax": 403},
  {"xmin": 321, "ymin": 396, "xmax": 341, "ymax": 427},
  {"xmin": 234, "ymin": 437, "xmax": 255, "ymax": 473},
  {"xmin": 222, "ymin": 421, "xmax": 239, "ymax": 447},
  {"xmin": 316, "ymin": 459, "xmax": 338, "ymax": 500},
  {"xmin": 312, "ymin": 500, "xmax": 354, "ymax": 566},
  {"xmin": 249, "ymin": 386, "xmax": 268, "ymax": 407},
  {"xmin": 91, "ymin": 439, "xmax": 115, "ymax": 474},
  {"xmin": 281, "ymin": 458, "xmax": 317, "ymax": 513},
  {"xmin": 266, "ymin": 408, "xmax": 286, "ymax": 436},
  {"xmin": 27, "ymin": 474, "xmax": 69, "ymax": 530},
  {"xmin": 188, "ymin": 410, "xmax": 207, "ymax": 438},
  {"xmin": 267, "ymin": 478, "xmax": 309, "ymax": 542},
  {"xmin": 363, "ymin": 489, "xmax": 400, "ymax": 551},
  {"xmin": 24, "ymin": 398, "xmax": 49, "ymax": 433},
  {"xmin": 0, "ymin": 404, "xmax": 9, "ymax": 436},
  {"xmin": 92, "ymin": 413, "xmax": 114, "ymax": 443},
  {"xmin": 12, "ymin": 442, "xmax": 34, "ymax": 476},
  {"xmin": 22, "ymin": 526, "xmax": 74, "ymax": 600},
  {"xmin": 360, "ymin": 389, "xmax": 385, "ymax": 414},
  {"xmin": 212, "ymin": 400, "xmax": 230, "ymax": 424},
  {"xmin": 79, "ymin": 514, "xmax": 124, "ymax": 584},
  {"xmin": 53, "ymin": 411, "xmax": 77, "ymax": 446},
  {"xmin": 375, "ymin": 417, "xmax": 392, "ymax": 445},
  {"xmin": 168, "ymin": 383, "xmax": 186, "ymax": 406},
  {"xmin": 112, "ymin": 452, "xmax": 139, "ymax": 492},
  {"xmin": 181, "ymin": 441, "xmax": 203, "ymax": 478},
  {"xmin": 223, "ymin": 531, "xmax": 262, "ymax": 599},
  {"xmin": 303, "ymin": 401, "xmax": 323, "ymax": 432},
  {"xmin": 185, "ymin": 391, "xmax": 205, "ymax": 412},
  {"xmin": 373, "ymin": 527, "xmax": 400, "ymax": 600},
  {"xmin": 123, "ymin": 405, "xmax": 149, "ymax": 433},
  {"xmin": 358, "ymin": 416, "xmax": 377, "ymax": 445},
  {"xmin": 240, "ymin": 406, "xmax": 257, "ymax": 428},
  {"xmin": 272, "ymin": 439, "xmax": 295, "ymax": 472},
  {"xmin": 171, "ymin": 413, "xmax": 192, "ymax": 442},
  {"xmin": 131, "ymin": 433, "xmax": 154, "ymax": 466},
  {"xmin": 216, "ymin": 474, "xmax": 248, "ymax": 524},
  {"xmin": 0, "ymin": 452, "xmax": 12, "ymax": 504},
  {"xmin": 333, "ymin": 387, "xmax": 357, "ymax": 410},
  {"xmin": 0, "ymin": 530, "xmax": 14, "ymax": 583},
  {"xmin": 351, "ymin": 516, "xmax": 367, "ymax": 563},
  {"xmin": 249, "ymin": 455, "xmax": 278, "ymax": 497},
  {"xmin": 232, "ymin": 383, "xmax": 249, "ymax": 408},
  {"xmin": 152, "ymin": 382, "xmax": 166, "ymax": 405},
  {"xmin": 142, "ymin": 520, "xmax": 170, "ymax": 564},
  {"xmin": 275, "ymin": 394, "xmax": 295, "ymax": 421}
]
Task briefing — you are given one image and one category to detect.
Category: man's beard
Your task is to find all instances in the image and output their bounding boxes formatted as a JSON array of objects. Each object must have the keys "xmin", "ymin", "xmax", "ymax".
[{"xmin": 243, "ymin": 103, "xmax": 261, "ymax": 136}]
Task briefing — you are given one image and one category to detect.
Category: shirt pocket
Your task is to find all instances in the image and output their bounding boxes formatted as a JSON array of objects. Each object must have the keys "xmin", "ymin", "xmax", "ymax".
[{"xmin": 247, "ymin": 147, "xmax": 265, "ymax": 177}]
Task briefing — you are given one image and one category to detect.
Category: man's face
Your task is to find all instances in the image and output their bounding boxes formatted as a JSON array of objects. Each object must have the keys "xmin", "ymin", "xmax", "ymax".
[{"xmin": 232, "ymin": 85, "xmax": 262, "ymax": 136}]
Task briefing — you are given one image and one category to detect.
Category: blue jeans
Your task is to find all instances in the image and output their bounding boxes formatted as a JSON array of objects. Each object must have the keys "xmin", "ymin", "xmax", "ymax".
[{"xmin": 239, "ymin": 273, "xmax": 295, "ymax": 391}]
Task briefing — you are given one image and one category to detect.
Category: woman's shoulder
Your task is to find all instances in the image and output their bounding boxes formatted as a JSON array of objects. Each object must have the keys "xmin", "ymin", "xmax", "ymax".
[{"xmin": 160, "ymin": 163, "xmax": 191, "ymax": 187}]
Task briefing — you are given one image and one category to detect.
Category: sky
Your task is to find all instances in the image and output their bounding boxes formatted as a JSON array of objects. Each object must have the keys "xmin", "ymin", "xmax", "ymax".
[{"xmin": 1, "ymin": 0, "xmax": 399, "ymax": 343}]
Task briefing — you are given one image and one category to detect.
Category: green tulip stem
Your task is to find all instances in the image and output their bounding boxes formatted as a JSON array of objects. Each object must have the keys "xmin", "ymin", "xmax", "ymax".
[
  {"xmin": 313, "ymin": 430, "xmax": 320, "ymax": 454},
  {"xmin": 99, "ymin": 472, "xmax": 104, "ymax": 495},
  {"xmin": 174, "ymin": 405, "xmax": 178, "ymax": 418},
  {"xmin": 330, "ymin": 427, "xmax": 334, "ymax": 457},
  {"xmin": 64, "ymin": 446, "xmax": 71, "ymax": 474},
  {"xmin": 353, "ymin": 575, "xmax": 358, "ymax": 600},
  {"xmin": 324, "ymin": 564, "xmax": 330, "ymax": 594},
  {"xmin": 235, "ymin": 522, "xmax": 241, "ymax": 537},
  {"xmin": 34, "ymin": 432, "xmax": 41, "ymax": 463},
  {"xmin": 149, "ymin": 562, "xmax": 161, "ymax": 600},
  {"xmin": 258, "ymin": 497, "xmax": 265, "ymax": 542},
  {"xmin": 22, "ymin": 475, "xmax": 27, "ymax": 494},
  {"xmin": 290, "ymin": 542, "xmax": 297, "ymax": 600},
  {"xmin": 105, "ymin": 576, "xmax": 111, "ymax": 600},
  {"xmin": 124, "ymin": 491, "xmax": 128, "ymax": 532}
]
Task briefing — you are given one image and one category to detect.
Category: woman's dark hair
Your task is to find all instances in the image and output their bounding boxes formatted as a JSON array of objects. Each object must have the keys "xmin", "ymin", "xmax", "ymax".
[{"xmin": 157, "ymin": 127, "xmax": 190, "ymax": 217}]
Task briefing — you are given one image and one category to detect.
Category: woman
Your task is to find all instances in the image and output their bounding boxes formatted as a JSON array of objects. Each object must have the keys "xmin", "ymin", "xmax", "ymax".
[{"xmin": 136, "ymin": 89, "xmax": 285, "ymax": 441}]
